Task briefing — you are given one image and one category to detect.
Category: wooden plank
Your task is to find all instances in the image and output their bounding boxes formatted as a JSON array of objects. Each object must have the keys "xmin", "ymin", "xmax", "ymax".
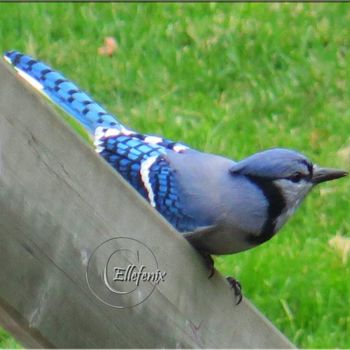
[{"xmin": 0, "ymin": 60, "xmax": 295, "ymax": 348}]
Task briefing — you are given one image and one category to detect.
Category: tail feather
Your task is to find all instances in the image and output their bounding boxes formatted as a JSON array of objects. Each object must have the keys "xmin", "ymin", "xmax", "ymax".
[{"xmin": 4, "ymin": 50, "xmax": 125, "ymax": 134}]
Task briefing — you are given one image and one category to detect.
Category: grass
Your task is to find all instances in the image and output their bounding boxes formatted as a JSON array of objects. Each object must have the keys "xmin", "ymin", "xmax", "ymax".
[
  {"xmin": 0, "ymin": 329, "xmax": 21, "ymax": 349},
  {"xmin": 0, "ymin": 3, "xmax": 349, "ymax": 348}
]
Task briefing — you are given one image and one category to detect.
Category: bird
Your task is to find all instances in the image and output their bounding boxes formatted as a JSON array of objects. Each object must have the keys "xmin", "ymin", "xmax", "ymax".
[{"xmin": 4, "ymin": 50, "xmax": 347, "ymax": 303}]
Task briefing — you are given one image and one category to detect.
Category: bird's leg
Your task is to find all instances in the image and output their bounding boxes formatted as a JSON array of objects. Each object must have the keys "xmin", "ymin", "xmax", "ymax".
[
  {"xmin": 198, "ymin": 251, "xmax": 243, "ymax": 304},
  {"xmin": 199, "ymin": 252, "xmax": 215, "ymax": 278},
  {"xmin": 226, "ymin": 276, "xmax": 243, "ymax": 305}
]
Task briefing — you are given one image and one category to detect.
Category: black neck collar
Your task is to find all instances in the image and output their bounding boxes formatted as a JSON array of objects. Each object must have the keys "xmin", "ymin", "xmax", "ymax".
[{"xmin": 245, "ymin": 175, "xmax": 286, "ymax": 245}]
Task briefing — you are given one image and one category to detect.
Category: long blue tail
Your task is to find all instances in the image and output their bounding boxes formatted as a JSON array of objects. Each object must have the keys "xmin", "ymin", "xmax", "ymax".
[{"xmin": 4, "ymin": 50, "xmax": 125, "ymax": 134}]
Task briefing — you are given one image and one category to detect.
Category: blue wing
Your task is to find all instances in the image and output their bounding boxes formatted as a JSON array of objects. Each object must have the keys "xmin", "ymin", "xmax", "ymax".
[
  {"xmin": 147, "ymin": 157, "xmax": 196, "ymax": 231},
  {"xmin": 96, "ymin": 130, "xmax": 196, "ymax": 232},
  {"xmin": 96, "ymin": 130, "xmax": 166, "ymax": 199}
]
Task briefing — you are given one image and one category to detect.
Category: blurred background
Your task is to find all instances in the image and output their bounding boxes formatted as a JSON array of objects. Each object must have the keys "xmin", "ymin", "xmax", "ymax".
[{"xmin": 0, "ymin": 3, "xmax": 349, "ymax": 348}]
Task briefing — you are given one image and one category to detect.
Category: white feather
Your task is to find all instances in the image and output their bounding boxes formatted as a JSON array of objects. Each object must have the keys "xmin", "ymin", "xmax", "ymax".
[
  {"xmin": 173, "ymin": 144, "xmax": 188, "ymax": 152},
  {"xmin": 105, "ymin": 128, "xmax": 121, "ymax": 137},
  {"xmin": 144, "ymin": 136, "xmax": 163, "ymax": 144},
  {"xmin": 140, "ymin": 156, "xmax": 158, "ymax": 207}
]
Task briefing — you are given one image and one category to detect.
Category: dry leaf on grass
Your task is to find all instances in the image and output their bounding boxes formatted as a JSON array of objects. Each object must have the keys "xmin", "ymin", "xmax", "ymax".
[
  {"xmin": 310, "ymin": 130, "xmax": 321, "ymax": 148},
  {"xmin": 98, "ymin": 37, "xmax": 118, "ymax": 57},
  {"xmin": 328, "ymin": 234, "xmax": 350, "ymax": 264},
  {"xmin": 337, "ymin": 145, "xmax": 350, "ymax": 163}
]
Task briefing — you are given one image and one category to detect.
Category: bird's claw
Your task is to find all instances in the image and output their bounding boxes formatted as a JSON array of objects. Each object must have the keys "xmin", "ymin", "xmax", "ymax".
[
  {"xmin": 226, "ymin": 276, "xmax": 243, "ymax": 305},
  {"xmin": 201, "ymin": 253, "xmax": 215, "ymax": 278}
]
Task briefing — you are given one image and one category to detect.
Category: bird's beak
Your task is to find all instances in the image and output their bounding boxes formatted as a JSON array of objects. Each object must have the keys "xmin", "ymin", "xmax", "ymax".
[{"xmin": 312, "ymin": 166, "xmax": 348, "ymax": 185}]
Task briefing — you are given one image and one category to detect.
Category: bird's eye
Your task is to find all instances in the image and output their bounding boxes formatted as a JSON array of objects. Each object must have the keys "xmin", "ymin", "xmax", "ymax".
[{"xmin": 289, "ymin": 173, "xmax": 303, "ymax": 183}]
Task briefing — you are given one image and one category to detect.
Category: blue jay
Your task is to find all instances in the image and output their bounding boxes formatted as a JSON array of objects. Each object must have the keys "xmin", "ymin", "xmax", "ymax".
[{"xmin": 4, "ymin": 51, "xmax": 347, "ymax": 303}]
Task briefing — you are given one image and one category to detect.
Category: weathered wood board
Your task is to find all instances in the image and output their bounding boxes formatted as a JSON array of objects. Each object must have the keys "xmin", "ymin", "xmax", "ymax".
[{"xmin": 0, "ymin": 60, "xmax": 295, "ymax": 348}]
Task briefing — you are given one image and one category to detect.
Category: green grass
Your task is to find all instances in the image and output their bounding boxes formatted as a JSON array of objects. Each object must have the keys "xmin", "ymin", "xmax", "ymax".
[
  {"xmin": 0, "ymin": 3, "xmax": 349, "ymax": 348},
  {"xmin": 0, "ymin": 329, "xmax": 21, "ymax": 349}
]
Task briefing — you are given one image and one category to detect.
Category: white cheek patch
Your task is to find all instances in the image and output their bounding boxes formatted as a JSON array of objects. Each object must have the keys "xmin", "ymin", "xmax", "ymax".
[
  {"xmin": 274, "ymin": 178, "xmax": 312, "ymax": 230},
  {"xmin": 275, "ymin": 179, "xmax": 310, "ymax": 202},
  {"xmin": 140, "ymin": 156, "xmax": 158, "ymax": 207}
]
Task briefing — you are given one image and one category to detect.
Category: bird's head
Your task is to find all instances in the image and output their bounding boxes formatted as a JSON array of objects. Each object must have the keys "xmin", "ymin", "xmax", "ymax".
[{"xmin": 230, "ymin": 148, "xmax": 347, "ymax": 234}]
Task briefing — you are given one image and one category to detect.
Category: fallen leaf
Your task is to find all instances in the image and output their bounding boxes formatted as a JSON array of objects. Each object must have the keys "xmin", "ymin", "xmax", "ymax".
[
  {"xmin": 328, "ymin": 234, "xmax": 350, "ymax": 264},
  {"xmin": 319, "ymin": 187, "xmax": 337, "ymax": 196},
  {"xmin": 337, "ymin": 145, "xmax": 350, "ymax": 163},
  {"xmin": 98, "ymin": 37, "xmax": 118, "ymax": 57},
  {"xmin": 310, "ymin": 130, "xmax": 321, "ymax": 148}
]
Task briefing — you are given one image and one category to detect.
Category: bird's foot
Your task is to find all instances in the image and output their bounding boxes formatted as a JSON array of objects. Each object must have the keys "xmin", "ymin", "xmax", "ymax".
[
  {"xmin": 226, "ymin": 276, "xmax": 243, "ymax": 305},
  {"xmin": 200, "ymin": 253, "xmax": 215, "ymax": 278}
]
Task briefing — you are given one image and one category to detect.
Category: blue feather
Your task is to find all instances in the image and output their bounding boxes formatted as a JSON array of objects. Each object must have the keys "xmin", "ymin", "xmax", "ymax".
[{"xmin": 4, "ymin": 50, "xmax": 123, "ymax": 133}]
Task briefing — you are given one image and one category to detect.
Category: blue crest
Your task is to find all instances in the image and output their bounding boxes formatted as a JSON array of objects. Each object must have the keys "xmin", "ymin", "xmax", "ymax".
[{"xmin": 230, "ymin": 148, "xmax": 312, "ymax": 179}]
